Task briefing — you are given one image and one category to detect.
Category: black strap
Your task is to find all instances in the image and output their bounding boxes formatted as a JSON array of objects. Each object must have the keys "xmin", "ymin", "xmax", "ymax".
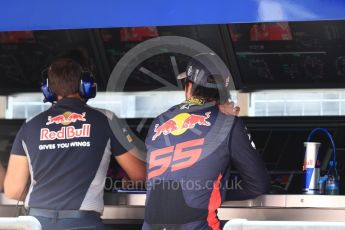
[
  {"xmin": 148, "ymin": 224, "xmax": 181, "ymax": 230},
  {"xmin": 29, "ymin": 208, "xmax": 100, "ymax": 219}
]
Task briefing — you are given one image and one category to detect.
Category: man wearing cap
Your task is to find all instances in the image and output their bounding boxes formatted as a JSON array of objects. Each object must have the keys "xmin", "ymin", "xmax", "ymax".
[{"xmin": 143, "ymin": 53, "xmax": 269, "ymax": 230}]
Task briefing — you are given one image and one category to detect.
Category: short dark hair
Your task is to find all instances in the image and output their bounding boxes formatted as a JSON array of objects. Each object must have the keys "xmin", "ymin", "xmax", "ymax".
[
  {"xmin": 185, "ymin": 75, "xmax": 230, "ymax": 103},
  {"xmin": 57, "ymin": 48, "xmax": 94, "ymax": 72},
  {"xmin": 48, "ymin": 58, "xmax": 82, "ymax": 97}
]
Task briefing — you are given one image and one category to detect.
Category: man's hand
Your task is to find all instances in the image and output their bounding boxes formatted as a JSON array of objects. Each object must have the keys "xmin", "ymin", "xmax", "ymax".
[
  {"xmin": 115, "ymin": 148, "xmax": 146, "ymax": 183},
  {"xmin": 218, "ymin": 101, "xmax": 240, "ymax": 116}
]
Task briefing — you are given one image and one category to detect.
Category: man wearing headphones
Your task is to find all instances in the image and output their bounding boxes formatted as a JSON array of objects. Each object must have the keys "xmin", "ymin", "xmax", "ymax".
[
  {"xmin": 143, "ymin": 53, "xmax": 269, "ymax": 230},
  {"xmin": 4, "ymin": 56, "xmax": 146, "ymax": 229}
]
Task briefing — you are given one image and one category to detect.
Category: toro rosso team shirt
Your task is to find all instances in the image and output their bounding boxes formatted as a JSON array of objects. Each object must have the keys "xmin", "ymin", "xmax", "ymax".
[
  {"xmin": 144, "ymin": 101, "xmax": 269, "ymax": 230},
  {"xmin": 10, "ymin": 98, "xmax": 133, "ymax": 213}
]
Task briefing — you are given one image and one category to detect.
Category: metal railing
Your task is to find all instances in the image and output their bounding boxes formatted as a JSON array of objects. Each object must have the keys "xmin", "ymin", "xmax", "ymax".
[
  {"xmin": 224, "ymin": 219, "xmax": 345, "ymax": 230},
  {"xmin": 0, "ymin": 216, "xmax": 41, "ymax": 230}
]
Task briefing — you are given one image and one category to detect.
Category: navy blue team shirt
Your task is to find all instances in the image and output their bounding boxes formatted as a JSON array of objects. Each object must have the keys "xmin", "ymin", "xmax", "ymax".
[
  {"xmin": 11, "ymin": 98, "xmax": 133, "ymax": 213},
  {"xmin": 143, "ymin": 101, "xmax": 269, "ymax": 230}
]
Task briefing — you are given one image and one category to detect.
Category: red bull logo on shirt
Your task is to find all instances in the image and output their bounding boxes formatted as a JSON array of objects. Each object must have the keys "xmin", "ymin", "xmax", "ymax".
[
  {"xmin": 41, "ymin": 112, "xmax": 90, "ymax": 141},
  {"xmin": 152, "ymin": 112, "xmax": 211, "ymax": 141},
  {"xmin": 46, "ymin": 112, "xmax": 86, "ymax": 126}
]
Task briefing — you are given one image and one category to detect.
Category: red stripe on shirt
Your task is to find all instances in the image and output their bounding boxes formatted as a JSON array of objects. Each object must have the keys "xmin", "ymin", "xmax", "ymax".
[{"xmin": 207, "ymin": 173, "xmax": 222, "ymax": 230}]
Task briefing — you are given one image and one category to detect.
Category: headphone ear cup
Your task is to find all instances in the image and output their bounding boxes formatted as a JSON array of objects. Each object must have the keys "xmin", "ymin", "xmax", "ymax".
[
  {"xmin": 41, "ymin": 78, "xmax": 56, "ymax": 103},
  {"xmin": 80, "ymin": 72, "xmax": 97, "ymax": 100}
]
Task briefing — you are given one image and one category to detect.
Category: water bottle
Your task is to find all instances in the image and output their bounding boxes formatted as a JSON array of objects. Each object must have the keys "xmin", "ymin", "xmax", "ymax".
[{"xmin": 325, "ymin": 161, "xmax": 340, "ymax": 195}]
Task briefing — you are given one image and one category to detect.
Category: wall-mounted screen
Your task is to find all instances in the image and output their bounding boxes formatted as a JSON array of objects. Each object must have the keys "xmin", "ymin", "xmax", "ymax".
[
  {"xmin": 0, "ymin": 25, "xmax": 229, "ymax": 94},
  {"xmin": 228, "ymin": 20, "xmax": 345, "ymax": 90}
]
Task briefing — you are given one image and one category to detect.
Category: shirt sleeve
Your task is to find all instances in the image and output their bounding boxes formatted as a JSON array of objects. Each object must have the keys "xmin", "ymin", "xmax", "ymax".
[
  {"xmin": 108, "ymin": 113, "xmax": 135, "ymax": 157},
  {"xmin": 226, "ymin": 117, "xmax": 270, "ymax": 200},
  {"xmin": 10, "ymin": 123, "xmax": 27, "ymax": 156}
]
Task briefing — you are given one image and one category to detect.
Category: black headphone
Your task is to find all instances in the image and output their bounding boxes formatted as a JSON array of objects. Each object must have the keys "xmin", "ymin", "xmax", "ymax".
[{"xmin": 41, "ymin": 65, "xmax": 97, "ymax": 103}]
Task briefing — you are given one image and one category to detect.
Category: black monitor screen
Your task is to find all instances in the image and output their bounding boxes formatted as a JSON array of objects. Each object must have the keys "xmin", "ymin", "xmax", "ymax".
[
  {"xmin": 228, "ymin": 20, "xmax": 345, "ymax": 90},
  {"xmin": 0, "ymin": 24, "xmax": 228, "ymax": 94}
]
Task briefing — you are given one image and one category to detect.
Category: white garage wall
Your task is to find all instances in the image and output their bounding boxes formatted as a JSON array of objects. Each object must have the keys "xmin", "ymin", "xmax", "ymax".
[
  {"xmin": 250, "ymin": 89, "xmax": 345, "ymax": 116},
  {"xmin": 6, "ymin": 89, "xmax": 345, "ymax": 119}
]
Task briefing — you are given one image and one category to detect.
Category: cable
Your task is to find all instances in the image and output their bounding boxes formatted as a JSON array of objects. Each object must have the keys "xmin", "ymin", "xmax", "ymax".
[{"xmin": 307, "ymin": 128, "xmax": 336, "ymax": 166}]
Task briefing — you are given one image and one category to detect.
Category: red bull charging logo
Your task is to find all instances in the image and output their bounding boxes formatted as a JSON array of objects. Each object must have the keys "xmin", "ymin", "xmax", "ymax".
[
  {"xmin": 152, "ymin": 112, "xmax": 211, "ymax": 141},
  {"xmin": 46, "ymin": 112, "xmax": 86, "ymax": 126}
]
